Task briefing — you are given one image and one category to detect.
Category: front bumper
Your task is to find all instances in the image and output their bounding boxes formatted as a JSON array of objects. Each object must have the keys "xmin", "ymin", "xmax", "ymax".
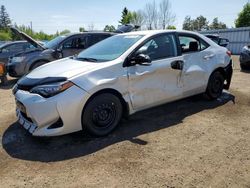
[
  {"xmin": 14, "ymin": 85, "xmax": 90, "ymax": 136},
  {"xmin": 7, "ymin": 62, "xmax": 24, "ymax": 77},
  {"xmin": 240, "ymin": 53, "xmax": 250, "ymax": 67},
  {"xmin": 16, "ymin": 109, "xmax": 37, "ymax": 134}
]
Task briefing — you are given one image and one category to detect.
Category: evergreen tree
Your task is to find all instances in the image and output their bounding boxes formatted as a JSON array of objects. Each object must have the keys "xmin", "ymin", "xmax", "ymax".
[
  {"xmin": 0, "ymin": 5, "xmax": 11, "ymax": 30},
  {"xmin": 119, "ymin": 7, "xmax": 130, "ymax": 24}
]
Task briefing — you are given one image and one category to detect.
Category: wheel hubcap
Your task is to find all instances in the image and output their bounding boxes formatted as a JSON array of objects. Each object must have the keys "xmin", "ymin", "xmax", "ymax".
[
  {"xmin": 212, "ymin": 77, "xmax": 222, "ymax": 94},
  {"xmin": 92, "ymin": 103, "xmax": 116, "ymax": 128}
]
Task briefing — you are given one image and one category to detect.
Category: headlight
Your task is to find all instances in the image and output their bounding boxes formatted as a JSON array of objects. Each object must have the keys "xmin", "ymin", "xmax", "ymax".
[
  {"xmin": 11, "ymin": 56, "xmax": 25, "ymax": 63},
  {"xmin": 30, "ymin": 81, "xmax": 74, "ymax": 98}
]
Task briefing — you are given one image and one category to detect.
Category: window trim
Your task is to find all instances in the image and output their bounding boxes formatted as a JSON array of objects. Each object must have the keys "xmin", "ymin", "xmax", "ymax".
[
  {"xmin": 177, "ymin": 32, "xmax": 210, "ymax": 55},
  {"xmin": 124, "ymin": 32, "xmax": 179, "ymax": 67}
]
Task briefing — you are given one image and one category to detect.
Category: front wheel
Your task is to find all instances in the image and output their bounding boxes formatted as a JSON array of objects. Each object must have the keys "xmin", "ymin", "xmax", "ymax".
[
  {"xmin": 82, "ymin": 93, "xmax": 123, "ymax": 136},
  {"xmin": 0, "ymin": 76, "xmax": 7, "ymax": 85},
  {"xmin": 205, "ymin": 71, "xmax": 225, "ymax": 100},
  {"xmin": 30, "ymin": 61, "xmax": 48, "ymax": 71}
]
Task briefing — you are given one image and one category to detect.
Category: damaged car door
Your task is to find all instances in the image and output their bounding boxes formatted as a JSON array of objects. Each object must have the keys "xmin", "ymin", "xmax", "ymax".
[
  {"xmin": 127, "ymin": 33, "xmax": 184, "ymax": 111},
  {"xmin": 178, "ymin": 33, "xmax": 212, "ymax": 97}
]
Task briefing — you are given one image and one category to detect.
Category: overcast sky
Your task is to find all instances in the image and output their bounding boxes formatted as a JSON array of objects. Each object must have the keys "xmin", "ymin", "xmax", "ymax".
[{"xmin": 0, "ymin": 0, "xmax": 247, "ymax": 34}]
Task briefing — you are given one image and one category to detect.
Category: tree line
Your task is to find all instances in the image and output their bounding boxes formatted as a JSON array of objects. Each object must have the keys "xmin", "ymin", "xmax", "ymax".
[
  {"xmin": 182, "ymin": 16, "xmax": 227, "ymax": 31},
  {"xmin": 0, "ymin": 1, "xmax": 250, "ymax": 41},
  {"xmin": 117, "ymin": 0, "xmax": 176, "ymax": 30}
]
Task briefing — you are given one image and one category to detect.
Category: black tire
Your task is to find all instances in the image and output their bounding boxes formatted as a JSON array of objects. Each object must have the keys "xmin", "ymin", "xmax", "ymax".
[
  {"xmin": 205, "ymin": 71, "xmax": 225, "ymax": 100},
  {"xmin": 0, "ymin": 76, "xmax": 7, "ymax": 85},
  {"xmin": 240, "ymin": 63, "xmax": 249, "ymax": 71},
  {"xmin": 82, "ymin": 93, "xmax": 123, "ymax": 136},
  {"xmin": 30, "ymin": 61, "xmax": 48, "ymax": 71}
]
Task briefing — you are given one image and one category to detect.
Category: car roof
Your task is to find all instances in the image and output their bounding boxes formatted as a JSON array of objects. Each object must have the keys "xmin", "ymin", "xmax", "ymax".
[
  {"xmin": 0, "ymin": 40, "xmax": 27, "ymax": 48},
  {"xmin": 65, "ymin": 32, "xmax": 113, "ymax": 37},
  {"xmin": 119, "ymin": 30, "xmax": 204, "ymax": 37}
]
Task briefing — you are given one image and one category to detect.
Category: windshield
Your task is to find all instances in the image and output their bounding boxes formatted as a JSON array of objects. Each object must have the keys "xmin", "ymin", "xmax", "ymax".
[
  {"xmin": 43, "ymin": 35, "xmax": 66, "ymax": 49},
  {"xmin": 77, "ymin": 34, "xmax": 144, "ymax": 62}
]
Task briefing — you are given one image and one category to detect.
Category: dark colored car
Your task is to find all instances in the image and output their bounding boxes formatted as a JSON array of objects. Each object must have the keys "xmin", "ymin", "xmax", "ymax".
[
  {"xmin": 7, "ymin": 25, "xmax": 138, "ymax": 78},
  {"xmin": 240, "ymin": 45, "xmax": 250, "ymax": 70},
  {"xmin": 0, "ymin": 41, "xmax": 38, "ymax": 84},
  {"xmin": 205, "ymin": 34, "xmax": 229, "ymax": 47},
  {"xmin": 7, "ymin": 28, "xmax": 113, "ymax": 77},
  {"xmin": 0, "ymin": 41, "xmax": 38, "ymax": 64}
]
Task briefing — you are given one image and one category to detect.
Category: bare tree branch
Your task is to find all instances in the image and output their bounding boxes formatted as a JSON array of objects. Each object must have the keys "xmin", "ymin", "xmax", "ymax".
[
  {"xmin": 130, "ymin": 10, "xmax": 145, "ymax": 29},
  {"xmin": 159, "ymin": 0, "xmax": 175, "ymax": 29},
  {"xmin": 144, "ymin": 1, "xmax": 158, "ymax": 30}
]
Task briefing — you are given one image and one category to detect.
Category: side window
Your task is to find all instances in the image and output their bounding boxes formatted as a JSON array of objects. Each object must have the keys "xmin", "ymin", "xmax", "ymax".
[
  {"xmin": 74, "ymin": 36, "xmax": 87, "ymax": 49},
  {"xmin": 179, "ymin": 35, "xmax": 209, "ymax": 53},
  {"xmin": 135, "ymin": 34, "xmax": 177, "ymax": 61},
  {"xmin": 2, "ymin": 43, "xmax": 24, "ymax": 53},
  {"xmin": 23, "ymin": 43, "xmax": 35, "ymax": 50},
  {"xmin": 89, "ymin": 34, "xmax": 110, "ymax": 47},
  {"xmin": 62, "ymin": 38, "xmax": 74, "ymax": 49},
  {"xmin": 62, "ymin": 36, "xmax": 87, "ymax": 49},
  {"xmin": 200, "ymin": 40, "xmax": 209, "ymax": 50}
]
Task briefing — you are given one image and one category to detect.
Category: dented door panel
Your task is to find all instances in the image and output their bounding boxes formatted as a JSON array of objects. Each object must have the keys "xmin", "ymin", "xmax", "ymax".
[
  {"xmin": 128, "ymin": 57, "xmax": 183, "ymax": 111},
  {"xmin": 181, "ymin": 52, "xmax": 208, "ymax": 96}
]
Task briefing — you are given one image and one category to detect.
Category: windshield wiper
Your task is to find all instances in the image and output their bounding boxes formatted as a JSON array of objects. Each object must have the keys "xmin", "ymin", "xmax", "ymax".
[{"xmin": 75, "ymin": 57, "xmax": 98, "ymax": 62}]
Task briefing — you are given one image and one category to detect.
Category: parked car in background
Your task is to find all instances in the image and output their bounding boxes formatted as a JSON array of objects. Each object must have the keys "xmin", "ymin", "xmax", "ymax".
[
  {"xmin": 0, "ymin": 41, "xmax": 36, "ymax": 64},
  {"xmin": 0, "ymin": 41, "xmax": 40, "ymax": 85},
  {"xmin": 7, "ymin": 25, "xmax": 137, "ymax": 78},
  {"xmin": 205, "ymin": 34, "xmax": 229, "ymax": 47},
  {"xmin": 239, "ymin": 45, "xmax": 250, "ymax": 70},
  {"xmin": 13, "ymin": 30, "xmax": 233, "ymax": 137},
  {"xmin": 7, "ymin": 28, "xmax": 114, "ymax": 77},
  {"xmin": 0, "ymin": 63, "xmax": 7, "ymax": 84}
]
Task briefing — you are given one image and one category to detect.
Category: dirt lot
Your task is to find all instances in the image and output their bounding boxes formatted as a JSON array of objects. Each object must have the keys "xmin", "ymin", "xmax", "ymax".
[{"xmin": 0, "ymin": 56, "xmax": 249, "ymax": 188}]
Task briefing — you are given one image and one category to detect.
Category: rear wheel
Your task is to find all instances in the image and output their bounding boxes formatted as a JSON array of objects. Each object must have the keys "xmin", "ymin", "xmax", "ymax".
[
  {"xmin": 205, "ymin": 71, "xmax": 225, "ymax": 100},
  {"xmin": 240, "ymin": 63, "xmax": 249, "ymax": 71},
  {"xmin": 82, "ymin": 93, "xmax": 123, "ymax": 136},
  {"xmin": 0, "ymin": 75, "xmax": 7, "ymax": 85}
]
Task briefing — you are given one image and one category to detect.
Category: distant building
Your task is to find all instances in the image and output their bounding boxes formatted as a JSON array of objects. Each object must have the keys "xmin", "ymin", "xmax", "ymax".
[{"xmin": 200, "ymin": 27, "xmax": 250, "ymax": 55}]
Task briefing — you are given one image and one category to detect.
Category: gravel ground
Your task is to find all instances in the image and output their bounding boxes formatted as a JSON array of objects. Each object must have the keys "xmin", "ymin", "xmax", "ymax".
[{"xmin": 0, "ymin": 56, "xmax": 249, "ymax": 188}]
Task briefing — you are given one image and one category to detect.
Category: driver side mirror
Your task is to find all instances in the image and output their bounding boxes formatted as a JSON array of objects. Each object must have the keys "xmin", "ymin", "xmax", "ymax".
[
  {"xmin": 54, "ymin": 47, "xmax": 63, "ymax": 59},
  {"xmin": 130, "ymin": 54, "xmax": 152, "ymax": 66}
]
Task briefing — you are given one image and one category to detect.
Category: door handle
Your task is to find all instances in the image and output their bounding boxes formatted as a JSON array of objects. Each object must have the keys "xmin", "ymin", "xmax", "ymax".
[{"xmin": 203, "ymin": 54, "xmax": 215, "ymax": 60}]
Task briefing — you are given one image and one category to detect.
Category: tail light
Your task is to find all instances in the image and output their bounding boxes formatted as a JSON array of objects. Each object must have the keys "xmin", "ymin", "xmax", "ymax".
[
  {"xmin": 0, "ymin": 63, "xmax": 5, "ymax": 76},
  {"xmin": 226, "ymin": 51, "xmax": 232, "ymax": 57}
]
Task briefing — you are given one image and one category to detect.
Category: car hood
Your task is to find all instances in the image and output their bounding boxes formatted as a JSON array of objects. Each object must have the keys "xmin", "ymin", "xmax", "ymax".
[
  {"xmin": 10, "ymin": 27, "xmax": 46, "ymax": 50},
  {"xmin": 26, "ymin": 58, "xmax": 103, "ymax": 79}
]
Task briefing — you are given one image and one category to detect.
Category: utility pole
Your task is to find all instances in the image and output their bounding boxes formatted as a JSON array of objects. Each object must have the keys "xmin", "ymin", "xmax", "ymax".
[{"xmin": 30, "ymin": 21, "xmax": 33, "ymax": 34}]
